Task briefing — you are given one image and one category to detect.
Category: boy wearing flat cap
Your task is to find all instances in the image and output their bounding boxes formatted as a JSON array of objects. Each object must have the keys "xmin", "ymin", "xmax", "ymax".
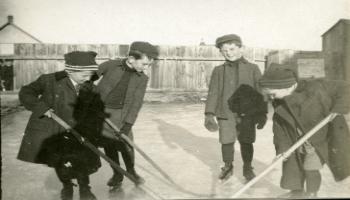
[
  {"xmin": 97, "ymin": 41, "xmax": 158, "ymax": 190},
  {"xmin": 204, "ymin": 34, "xmax": 263, "ymax": 181},
  {"xmin": 18, "ymin": 51, "xmax": 103, "ymax": 200},
  {"xmin": 259, "ymin": 64, "xmax": 350, "ymax": 198}
]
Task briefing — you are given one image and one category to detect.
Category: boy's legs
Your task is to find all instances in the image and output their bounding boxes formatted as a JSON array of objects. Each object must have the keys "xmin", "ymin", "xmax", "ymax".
[
  {"xmin": 220, "ymin": 143, "xmax": 234, "ymax": 179},
  {"xmin": 218, "ymin": 112, "xmax": 237, "ymax": 180},
  {"xmin": 55, "ymin": 161, "xmax": 97, "ymax": 200},
  {"xmin": 103, "ymin": 108, "xmax": 144, "ymax": 187},
  {"xmin": 240, "ymin": 142, "xmax": 255, "ymax": 180},
  {"xmin": 55, "ymin": 167, "xmax": 74, "ymax": 200},
  {"xmin": 77, "ymin": 173, "xmax": 97, "ymax": 200},
  {"xmin": 237, "ymin": 117, "xmax": 257, "ymax": 180},
  {"xmin": 305, "ymin": 170, "xmax": 321, "ymax": 196},
  {"xmin": 287, "ymin": 146, "xmax": 322, "ymax": 198},
  {"xmin": 303, "ymin": 146, "xmax": 323, "ymax": 197},
  {"xmin": 104, "ymin": 141, "xmax": 124, "ymax": 187}
]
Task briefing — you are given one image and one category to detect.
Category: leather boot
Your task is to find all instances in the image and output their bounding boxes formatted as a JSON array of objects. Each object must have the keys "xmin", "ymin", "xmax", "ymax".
[
  {"xmin": 79, "ymin": 185, "xmax": 97, "ymax": 200},
  {"xmin": 60, "ymin": 182, "xmax": 74, "ymax": 200},
  {"xmin": 127, "ymin": 168, "xmax": 145, "ymax": 185},
  {"xmin": 218, "ymin": 163, "xmax": 233, "ymax": 180},
  {"xmin": 78, "ymin": 176, "xmax": 97, "ymax": 200},
  {"xmin": 305, "ymin": 192, "xmax": 318, "ymax": 198},
  {"xmin": 288, "ymin": 189, "xmax": 305, "ymax": 198},
  {"xmin": 107, "ymin": 173, "xmax": 123, "ymax": 189},
  {"xmin": 243, "ymin": 165, "xmax": 256, "ymax": 181}
]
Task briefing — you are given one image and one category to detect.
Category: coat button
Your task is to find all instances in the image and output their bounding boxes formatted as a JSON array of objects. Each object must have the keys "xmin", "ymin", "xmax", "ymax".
[{"xmin": 55, "ymin": 94, "xmax": 59, "ymax": 98}]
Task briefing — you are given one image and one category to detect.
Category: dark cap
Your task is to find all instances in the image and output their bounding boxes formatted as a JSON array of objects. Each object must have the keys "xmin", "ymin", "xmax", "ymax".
[
  {"xmin": 64, "ymin": 51, "xmax": 98, "ymax": 71},
  {"xmin": 129, "ymin": 41, "xmax": 159, "ymax": 59},
  {"xmin": 215, "ymin": 34, "xmax": 242, "ymax": 48},
  {"xmin": 259, "ymin": 63, "xmax": 298, "ymax": 89}
]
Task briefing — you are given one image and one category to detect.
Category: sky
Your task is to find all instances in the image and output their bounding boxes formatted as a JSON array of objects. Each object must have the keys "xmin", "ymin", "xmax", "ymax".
[{"xmin": 0, "ymin": 0, "xmax": 349, "ymax": 50}]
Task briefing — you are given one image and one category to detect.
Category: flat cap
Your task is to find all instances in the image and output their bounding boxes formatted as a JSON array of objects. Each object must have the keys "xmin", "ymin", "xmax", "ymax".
[
  {"xmin": 215, "ymin": 34, "xmax": 242, "ymax": 48},
  {"xmin": 130, "ymin": 41, "xmax": 159, "ymax": 59}
]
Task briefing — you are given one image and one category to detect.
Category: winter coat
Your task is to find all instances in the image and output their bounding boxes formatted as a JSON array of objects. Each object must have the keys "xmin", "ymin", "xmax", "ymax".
[
  {"xmin": 96, "ymin": 59, "xmax": 148, "ymax": 125},
  {"xmin": 228, "ymin": 84, "xmax": 268, "ymax": 143},
  {"xmin": 17, "ymin": 71, "xmax": 103, "ymax": 175},
  {"xmin": 205, "ymin": 57, "xmax": 262, "ymax": 119},
  {"xmin": 205, "ymin": 57, "xmax": 261, "ymax": 144},
  {"xmin": 272, "ymin": 79, "xmax": 350, "ymax": 190}
]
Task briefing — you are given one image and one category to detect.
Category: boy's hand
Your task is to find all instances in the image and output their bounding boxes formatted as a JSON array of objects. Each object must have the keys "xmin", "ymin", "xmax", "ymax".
[
  {"xmin": 205, "ymin": 114, "xmax": 219, "ymax": 132},
  {"xmin": 329, "ymin": 112, "xmax": 339, "ymax": 121},
  {"xmin": 272, "ymin": 153, "xmax": 289, "ymax": 163},
  {"xmin": 256, "ymin": 115, "xmax": 267, "ymax": 130},
  {"xmin": 43, "ymin": 109, "xmax": 54, "ymax": 118}
]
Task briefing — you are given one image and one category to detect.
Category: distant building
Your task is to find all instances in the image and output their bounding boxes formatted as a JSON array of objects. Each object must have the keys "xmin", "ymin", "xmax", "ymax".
[
  {"xmin": 0, "ymin": 15, "xmax": 42, "ymax": 44},
  {"xmin": 266, "ymin": 50, "xmax": 325, "ymax": 80},
  {"xmin": 322, "ymin": 19, "xmax": 350, "ymax": 81},
  {"xmin": 0, "ymin": 15, "xmax": 42, "ymax": 91}
]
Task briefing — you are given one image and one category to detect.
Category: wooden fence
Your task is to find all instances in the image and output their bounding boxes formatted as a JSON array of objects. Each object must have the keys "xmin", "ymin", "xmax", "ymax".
[{"xmin": 7, "ymin": 44, "xmax": 271, "ymax": 91}]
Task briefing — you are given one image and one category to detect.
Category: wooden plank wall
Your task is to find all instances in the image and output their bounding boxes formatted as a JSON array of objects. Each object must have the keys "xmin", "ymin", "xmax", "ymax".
[{"xmin": 11, "ymin": 44, "xmax": 271, "ymax": 90}]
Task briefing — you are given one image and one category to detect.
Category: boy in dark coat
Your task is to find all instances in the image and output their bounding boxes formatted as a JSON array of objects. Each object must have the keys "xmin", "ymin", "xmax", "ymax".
[
  {"xmin": 18, "ymin": 51, "xmax": 103, "ymax": 200},
  {"xmin": 259, "ymin": 64, "xmax": 350, "ymax": 198},
  {"xmin": 96, "ymin": 41, "xmax": 158, "ymax": 190},
  {"xmin": 204, "ymin": 34, "xmax": 263, "ymax": 181}
]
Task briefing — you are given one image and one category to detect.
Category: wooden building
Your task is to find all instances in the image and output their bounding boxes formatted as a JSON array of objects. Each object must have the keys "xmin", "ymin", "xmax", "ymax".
[
  {"xmin": 266, "ymin": 50, "xmax": 325, "ymax": 79},
  {"xmin": 322, "ymin": 19, "xmax": 350, "ymax": 81},
  {"xmin": 0, "ymin": 15, "xmax": 42, "ymax": 91}
]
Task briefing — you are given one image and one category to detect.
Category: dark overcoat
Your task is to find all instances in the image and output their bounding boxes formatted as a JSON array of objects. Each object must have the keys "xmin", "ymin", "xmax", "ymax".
[
  {"xmin": 272, "ymin": 79, "xmax": 350, "ymax": 190},
  {"xmin": 228, "ymin": 84, "xmax": 268, "ymax": 143},
  {"xmin": 17, "ymin": 71, "xmax": 102, "ymax": 175},
  {"xmin": 96, "ymin": 59, "xmax": 148, "ymax": 125}
]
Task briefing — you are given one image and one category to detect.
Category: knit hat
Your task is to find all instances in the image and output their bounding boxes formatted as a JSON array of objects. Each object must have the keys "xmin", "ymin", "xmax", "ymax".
[
  {"xmin": 129, "ymin": 41, "xmax": 159, "ymax": 59},
  {"xmin": 215, "ymin": 34, "xmax": 242, "ymax": 48},
  {"xmin": 64, "ymin": 51, "xmax": 98, "ymax": 72},
  {"xmin": 259, "ymin": 63, "xmax": 298, "ymax": 89}
]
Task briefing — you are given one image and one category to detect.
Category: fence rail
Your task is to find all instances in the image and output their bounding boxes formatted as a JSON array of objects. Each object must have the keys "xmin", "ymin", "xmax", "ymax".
[{"xmin": 2, "ymin": 43, "xmax": 272, "ymax": 90}]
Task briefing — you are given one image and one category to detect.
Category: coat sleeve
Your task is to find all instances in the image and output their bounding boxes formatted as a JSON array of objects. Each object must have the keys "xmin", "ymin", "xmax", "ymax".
[
  {"xmin": 205, "ymin": 67, "xmax": 220, "ymax": 116},
  {"xmin": 253, "ymin": 64, "xmax": 262, "ymax": 92},
  {"xmin": 320, "ymin": 80, "xmax": 350, "ymax": 114},
  {"xmin": 124, "ymin": 77, "xmax": 148, "ymax": 124},
  {"xmin": 272, "ymin": 116, "xmax": 293, "ymax": 155},
  {"xmin": 97, "ymin": 60, "xmax": 112, "ymax": 77},
  {"xmin": 19, "ymin": 75, "xmax": 51, "ymax": 118}
]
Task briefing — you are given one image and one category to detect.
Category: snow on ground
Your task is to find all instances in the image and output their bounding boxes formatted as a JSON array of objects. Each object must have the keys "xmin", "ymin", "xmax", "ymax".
[{"xmin": 2, "ymin": 103, "xmax": 350, "ymax": 200}]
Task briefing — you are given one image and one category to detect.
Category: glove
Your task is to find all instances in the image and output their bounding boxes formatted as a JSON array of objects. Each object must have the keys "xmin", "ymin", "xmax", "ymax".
[
  {"xmin": 255, "ymin": 114, "xmax": 267, "ymax": 129},
  {"xmin": 204, "ymin": 114, "xmax": 219, "ymax": 132},
  {"xmin": 272, "ymin": 153, "xmax": 289, "ymax": 163},
  {"xmin": 120, "ymin": 122, "xmax": 133, "ymax": 135}
]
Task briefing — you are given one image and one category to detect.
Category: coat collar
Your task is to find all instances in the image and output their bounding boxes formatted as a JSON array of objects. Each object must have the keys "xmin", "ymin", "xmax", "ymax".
[
  {"xmin": 223, "ymin": 56, "xmax": 249, "ymax": 67},
  {"xmin": 55, "ymin": 70, "xmax": 68, "ymax": 81}
]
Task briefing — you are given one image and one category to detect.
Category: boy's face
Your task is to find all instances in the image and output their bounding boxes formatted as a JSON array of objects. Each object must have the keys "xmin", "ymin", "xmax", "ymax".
[
  {"xmin": 128, "ymin": 55, "xmax": 153, "ymax": 72},
  {"xmin": 69, "ymin": 71, "xmax": 95, "ymax": 84},
  {"xmin": 220, "ymin": 43, "xmax": 242, "ymax": 62},
  {"xmin": 262, "ymin": 84, "xmax": 297, "ymax": 100}
]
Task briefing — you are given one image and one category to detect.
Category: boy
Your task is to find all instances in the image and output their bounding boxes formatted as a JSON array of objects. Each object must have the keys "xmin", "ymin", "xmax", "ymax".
[
  {"xmin": 97, "ymin": 41, "xmax": 158, "ymax": 189},
  {"xmin": 204, "ymin": 34, "xmax": 263, "ymax": 181},
  {"xmin": 259, "ymin": 64, "xmax": 350, "ymax": 198},
  {"xmin": 18, "ymin": 51, "xmax": 102, "ymax": 200}
]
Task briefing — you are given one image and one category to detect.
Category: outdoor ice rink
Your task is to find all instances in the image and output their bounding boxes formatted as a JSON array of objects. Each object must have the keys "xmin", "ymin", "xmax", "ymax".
[{"xmin": 2, "ymin": 103, "xmax": 350, "ymax": 200}]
